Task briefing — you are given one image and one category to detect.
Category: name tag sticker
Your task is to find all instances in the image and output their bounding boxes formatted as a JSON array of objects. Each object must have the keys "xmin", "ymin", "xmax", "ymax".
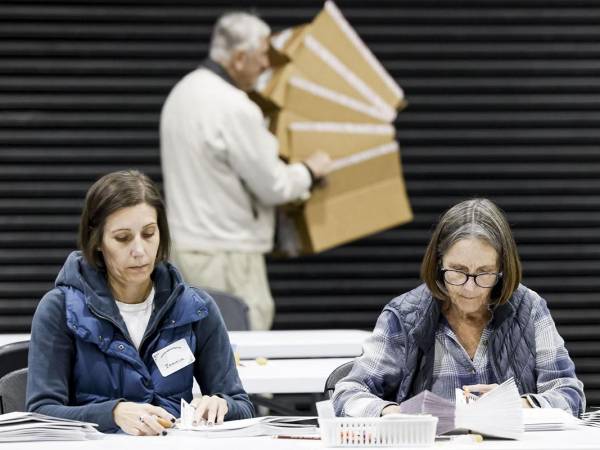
[{"xmin": 152, "ymin": 338, "xmax": 196, "ymax": 377}]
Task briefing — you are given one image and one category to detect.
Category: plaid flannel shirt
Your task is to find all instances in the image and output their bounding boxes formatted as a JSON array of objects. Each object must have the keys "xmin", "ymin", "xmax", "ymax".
[{"xmin": 333, "ymin": 286, "xmax": 585, "ymax": 417}]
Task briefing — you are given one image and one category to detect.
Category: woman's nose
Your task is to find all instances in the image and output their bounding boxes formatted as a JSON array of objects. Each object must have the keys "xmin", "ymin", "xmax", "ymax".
[
  {"xmin": 462, "ymin": 276, "xmax": 478, "ymax": 291},
  {"xmin": 131, "ymin": 237, "xmax": 144, "ymax": 256}
]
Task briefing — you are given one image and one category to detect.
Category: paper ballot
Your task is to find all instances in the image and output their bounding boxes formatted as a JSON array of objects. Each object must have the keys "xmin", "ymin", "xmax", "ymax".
[
  {"xmin": 175, "ymin": 398, "xmax": 317, "ymax": 438},
  {"xmin": 454, "ymin": 378, "xmax": 524, "ymax": 439},
  {"xmin": 0, "ymin": 412, "xmax": 102, "ymax": 442},
  {"xmin": 401, "ymin": 378, "xmax": 524, "ymax": 439}
]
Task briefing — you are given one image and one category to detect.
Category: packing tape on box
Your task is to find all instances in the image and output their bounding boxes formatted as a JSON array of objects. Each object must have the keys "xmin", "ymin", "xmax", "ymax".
[
  {"xmin": 303, "ymin": 34, "xmax": 397, "ymax": 122},
  {"xmin": 324, "ymin": 0, "xmax": 403, "ymax": 101},
  {"xmin": 330, "ymin": 141, "xmax": 399, "ymax": 172},
  {"xmin": 289, "ymin": 121, "xmax": 394, "ymax": 135},
  {"xmin": 289, "ymin": 76, "xmax": 390, "ymax": 122}
]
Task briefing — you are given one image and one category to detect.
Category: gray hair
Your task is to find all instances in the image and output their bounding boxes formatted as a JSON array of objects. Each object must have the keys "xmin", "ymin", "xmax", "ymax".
[
  {"xmin": 209, "ymin": 12, "xmax": 270, "ymax": 64},
  {"xmin": 421, "ymin": 198, "xmax": 522, "ymax": 306}
]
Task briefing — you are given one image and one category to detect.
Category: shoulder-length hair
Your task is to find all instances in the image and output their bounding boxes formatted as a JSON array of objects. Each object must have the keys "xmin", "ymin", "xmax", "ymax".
[
  {"xmin": 420, "ymin": 198, "xmax": 521, "ymax": 307},
  {"xmin": 78, "ymin": 170, "xmax": 170, "ymax": 270}
]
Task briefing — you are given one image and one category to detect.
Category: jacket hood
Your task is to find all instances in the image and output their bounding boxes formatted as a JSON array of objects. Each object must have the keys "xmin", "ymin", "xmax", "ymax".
[
  {"xmin": 56, "ymin": 250, "xmax": 186, "ymax": 299},
  {"xmin": 55, "ymin": 251, "xmax": 203, "ymax": 335}
]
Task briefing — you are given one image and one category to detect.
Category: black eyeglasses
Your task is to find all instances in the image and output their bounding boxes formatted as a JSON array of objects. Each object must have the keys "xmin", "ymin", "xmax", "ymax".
[{"xmin": 441, "ymin": 268, "xmax": 502, "ymax": 288}]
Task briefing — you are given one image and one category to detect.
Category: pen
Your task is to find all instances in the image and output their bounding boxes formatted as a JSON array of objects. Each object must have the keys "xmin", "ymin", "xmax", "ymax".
[
  {"xmin": 437, "ymin": 434, "xmax": 483, "ymax": 443},
  {"xmin": 273, "ymin": 435, "xmax": 321, "ymax": 440},
  {"xmin": 462, "ymin": 387, "xmax": 478, "ymax": 404},
  {"xmin": 156, "ymin": 417, "xmax": 175, "ymax": 428}
]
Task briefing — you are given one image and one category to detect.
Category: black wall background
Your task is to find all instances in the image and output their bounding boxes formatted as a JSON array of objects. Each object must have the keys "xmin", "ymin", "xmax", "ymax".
[{"xmin": 0, "ymin": 0, "xmax": 598, "ymax": 406}]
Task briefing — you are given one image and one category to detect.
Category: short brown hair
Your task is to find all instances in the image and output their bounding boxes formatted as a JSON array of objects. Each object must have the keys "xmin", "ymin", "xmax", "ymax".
[
  {"xmin": 420, "ymin": 198, "xmax": 522, "ymax": 306},
  {"xmin": 78, "ymin": 170, "xmax": 170, "ymax": 270}
]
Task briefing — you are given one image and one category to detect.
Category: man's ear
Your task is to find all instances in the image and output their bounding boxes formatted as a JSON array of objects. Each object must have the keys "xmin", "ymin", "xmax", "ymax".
[{"xmin": 231, "ymin": 49, "xmax": 246, "ymax": 72}]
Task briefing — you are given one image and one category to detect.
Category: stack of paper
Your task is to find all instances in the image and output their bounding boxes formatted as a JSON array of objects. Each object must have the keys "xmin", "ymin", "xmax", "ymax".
[
  {"xmin": 581, "ymin": 408, "xmax": 600, "ymax": 428},
  {"xmin": 454, "ymin": 378, "xmax": 524, "ymax": 439},
  {"xmin": 0, "ymin": 412, "xmax": 102, "ymax": 442},
  {"xmin": 174, "ymin": 416, "xmax": 318, "ymax": 438},
  {"xmin": 400, "ymin": 378, "xmax": 525, "ymax": 439},
  {"xmin": 523, "ymin": 408, "xmax": 581, "ymax": 431},
  {"xmin": 400, "ymin": 390, "xmax": 455, "ymax": 434}
]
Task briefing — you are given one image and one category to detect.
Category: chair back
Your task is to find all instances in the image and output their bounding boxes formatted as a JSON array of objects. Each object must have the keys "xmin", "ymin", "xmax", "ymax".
[
  {"xmin": 0, "ymin": 367, "xmax": 28, "ymax": 414},
  {"xmin": 205, "ymin": 289, "xmax": 250, "ymax": 331},
  {"xmin": 0, "ymin": 340, "xmax": 29, "ymax": 380},
  {"xmin": 324, "ymin": 360, "xmax": 354, "ymax": 398}
]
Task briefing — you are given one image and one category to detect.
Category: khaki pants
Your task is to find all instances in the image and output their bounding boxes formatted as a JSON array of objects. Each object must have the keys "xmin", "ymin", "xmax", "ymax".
[{"xmin": 171, "ymin": 249, "xmax": 275, "ymax": 330}]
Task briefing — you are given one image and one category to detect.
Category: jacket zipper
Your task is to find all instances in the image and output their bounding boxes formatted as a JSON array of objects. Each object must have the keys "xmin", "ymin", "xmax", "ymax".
[{"xmin": 86, "ymin": 283, "xmax": 184, "ymax": 355}]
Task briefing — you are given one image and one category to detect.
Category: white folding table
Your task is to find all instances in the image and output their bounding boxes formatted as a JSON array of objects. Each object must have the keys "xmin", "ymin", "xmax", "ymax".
[{"xmin": 229, "ymin": 329, "xmax": 370, "ymax": 359}]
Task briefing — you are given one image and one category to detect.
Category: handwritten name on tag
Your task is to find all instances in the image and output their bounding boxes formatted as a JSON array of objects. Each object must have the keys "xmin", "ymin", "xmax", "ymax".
[{"xmin": 152, "ymin": 338, "xmax": 195, "ymax": 377}]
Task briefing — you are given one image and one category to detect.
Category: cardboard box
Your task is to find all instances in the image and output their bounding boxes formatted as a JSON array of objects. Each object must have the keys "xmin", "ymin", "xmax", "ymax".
[
  {"xmin": 272, "ymin": 31, "xmax": 397, "ymax": 119},
  {"xmin": 270, "ymin": 1, "xmax": 405, "ymax": 114},
  {"xmin": 269, "ymin": 109, "xmax": 395, "ymax": 161},
  {"xmin": 289, "ymin": 142, "xmax": 413, "ymax": 253},
  {"xmin": 308, "ymin": 1, "xmax": 404, "ymax": 111},
  {"xmin": 257, "ymin": 2, "xmax": 413, "ymax": 255},
  {"xmin": 256, "ymin": 63, "xmax": 389, "ymax": 123}
]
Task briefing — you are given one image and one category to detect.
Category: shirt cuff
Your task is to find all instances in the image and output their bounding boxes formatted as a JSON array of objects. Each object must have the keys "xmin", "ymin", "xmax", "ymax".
[
  {"xmin": 521, "ymin": 393, "xmax": 543, "ymax": 408},
  {"xmin": 378, "ymin": 402, "xmax": 400, "ymax": 416}
]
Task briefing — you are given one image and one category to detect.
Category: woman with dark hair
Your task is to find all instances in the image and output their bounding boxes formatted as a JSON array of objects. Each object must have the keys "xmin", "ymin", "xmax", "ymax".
[
  {"xmin": 26, "ymin": 170, "xmax": 254, "ymax": 435},
  {"xmin": 332, "ymin": 198, "xmax": 585, "ymax": 418}
]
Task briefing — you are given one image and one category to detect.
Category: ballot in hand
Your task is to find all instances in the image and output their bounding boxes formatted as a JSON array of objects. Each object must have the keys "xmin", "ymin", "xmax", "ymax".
[{"xmin": 462, "ymin": 383, "xmax": 499, "ymax": 403}]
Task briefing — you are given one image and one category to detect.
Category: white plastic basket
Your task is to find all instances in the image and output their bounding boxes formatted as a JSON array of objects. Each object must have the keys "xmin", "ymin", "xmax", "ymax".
[{"xmin": 319, "ymin": 415, "xmax": 438, "ymax": 447}]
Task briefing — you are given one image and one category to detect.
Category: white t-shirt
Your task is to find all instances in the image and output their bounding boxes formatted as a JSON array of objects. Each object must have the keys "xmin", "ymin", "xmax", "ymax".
[{"xmin": 115, "ymin": 287, "xmax": 155, "ymax": 350}]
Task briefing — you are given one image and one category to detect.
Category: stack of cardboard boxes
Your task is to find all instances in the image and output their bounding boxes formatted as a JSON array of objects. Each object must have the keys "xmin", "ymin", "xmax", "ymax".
[{"xmin": 254, "ymin": 1, "xmax": 413, "ymax": 254}]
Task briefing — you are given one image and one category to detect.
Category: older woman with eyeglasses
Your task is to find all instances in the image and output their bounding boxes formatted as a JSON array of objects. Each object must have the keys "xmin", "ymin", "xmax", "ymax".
[{"xmin": 332, "ymin": 198, "xmax": 585, "ymax": 418}]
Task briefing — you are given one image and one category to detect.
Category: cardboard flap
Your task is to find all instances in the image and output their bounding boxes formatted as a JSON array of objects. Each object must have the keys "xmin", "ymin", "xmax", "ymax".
[
  {"xmin": 270, "ymin": 24, "xmax": 310, "ymax": 59},
  {"xmin": 308, "ymin": 1, "xmax": 404, "ymax": 110},
  {"xmin": 254, "ymin": 64, "xmax": 298, "ymax": 107}
]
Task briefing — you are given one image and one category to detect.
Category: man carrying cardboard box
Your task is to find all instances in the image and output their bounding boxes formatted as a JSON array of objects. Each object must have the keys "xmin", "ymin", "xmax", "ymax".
[{"xmin": 160, "ymin": 12, "xmax": 331, "ymax": 330}]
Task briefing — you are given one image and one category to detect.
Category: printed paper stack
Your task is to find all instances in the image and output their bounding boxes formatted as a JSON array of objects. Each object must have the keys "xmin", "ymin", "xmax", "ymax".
[
  {"xmin": 0, "ymin": 412, "xmax": 102, "ymax": 442},
  {"xmin": 400, "ymin": 378, "xmax": 525, "ymax": 439},
  {"xmin": 174, "ymin": 399, "xmax": 318, "ymax": 437},
  {"xmin": 254, "ymin": 1, "xmax": 412, "ymax": 254}
]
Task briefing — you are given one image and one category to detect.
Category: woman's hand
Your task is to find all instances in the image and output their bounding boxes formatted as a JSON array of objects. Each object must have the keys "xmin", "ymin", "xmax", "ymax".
[
  {"xmin": 381, "ymin": 404, "xmax": 401, "ymax": 416},
  {"xmin": 462, "ymin": 383, "xmax": 499, "ymax": 397},
  {"xmin": 191, "ymin": 395, "xmax": 228, "ymax": 425},
  {"xmin": 113, "ymin": 401, "xmax": 176, "ymax": 436}
]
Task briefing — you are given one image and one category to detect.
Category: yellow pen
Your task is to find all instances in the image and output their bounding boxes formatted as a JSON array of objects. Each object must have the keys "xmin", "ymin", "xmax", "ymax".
[{"xmin": 156, "ymin": 417, "xmax": 175, "ymax": 428}]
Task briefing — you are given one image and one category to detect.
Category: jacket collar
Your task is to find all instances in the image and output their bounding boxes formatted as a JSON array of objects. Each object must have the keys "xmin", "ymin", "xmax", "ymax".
[
  {"xmin": 488, "ymin": 286, "xmax": 522, "ymax": 329},
  {"xmin": 201, "ymin": 58, "xmax": 237, "ymax": 88},
  {"xmin": 411, "ymin": 291, "xmax": 441, "ymax": 353},
  {"xmin": 407, "ymin": 284, "xmax": 520, "ymax": 350},
  {"xmin": 57, "ymin": 251, "xmax": 208, "ymax": 339}
]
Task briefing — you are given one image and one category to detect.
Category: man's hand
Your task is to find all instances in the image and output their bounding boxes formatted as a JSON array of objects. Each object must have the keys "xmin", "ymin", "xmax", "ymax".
[
  {"xmin": 303, "ymin": 151, "xmax": 332, "ymax": 179},
  {"xmin": 113, "ymin": 402, "xmax": 175, "ymax": 436}
]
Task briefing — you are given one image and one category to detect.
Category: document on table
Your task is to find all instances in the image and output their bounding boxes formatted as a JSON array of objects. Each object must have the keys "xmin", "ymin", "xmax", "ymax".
[
  {"xmin": 523, "ymin": 408, "xmax": 582, "ymax": 431},
  {"xmin": 175, "ymin": 415, "xmax": 318, "ymax": 438},
  {"xmin": 0, "ymin": 412, "xmax": 103, "ymax": 442}
]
